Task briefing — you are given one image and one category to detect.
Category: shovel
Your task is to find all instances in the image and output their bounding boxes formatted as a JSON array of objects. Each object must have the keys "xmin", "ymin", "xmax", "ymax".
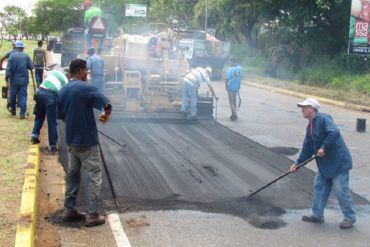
[{"xmin": 248, "ymin": 155, "xmax": 317, "ymax": 198}]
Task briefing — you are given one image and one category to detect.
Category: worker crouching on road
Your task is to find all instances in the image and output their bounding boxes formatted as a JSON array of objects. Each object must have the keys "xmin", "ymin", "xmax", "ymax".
[
  {"xmin": 181, "ymin": 66, "xmax": 219, "ymax": 120},
  {"xmin": 5, "ymin": 41, "xmax": 34, "ymax": 119},
  {"xmin": 58, "ymin": 58, "xmax": 112, "ymax": 227},
  {"xmin": 31, "ymin": 69, "xmax": 69, "ymax": 153},
  {"xmin": 290, "ymin": 98, "xmax": 356, "ymax": 229}
]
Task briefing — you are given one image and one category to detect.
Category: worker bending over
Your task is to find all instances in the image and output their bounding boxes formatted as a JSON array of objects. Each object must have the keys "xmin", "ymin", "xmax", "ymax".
[{"xmin": 182, "ymin": 67, "xmax": 218, "ymax": 120}]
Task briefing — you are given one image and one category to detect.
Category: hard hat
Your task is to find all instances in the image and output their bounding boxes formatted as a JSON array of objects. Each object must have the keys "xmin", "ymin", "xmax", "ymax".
[
  {"xmin": 205, "ymin": 67, "xmax": 212, "ymax": 75},
  {"xmin": 14, "ymin": 41, "xmax": 25, "ymax": 48},
  {"xmin": 83, "ymin": 0, "xmax": 92, "ymax": 9}
]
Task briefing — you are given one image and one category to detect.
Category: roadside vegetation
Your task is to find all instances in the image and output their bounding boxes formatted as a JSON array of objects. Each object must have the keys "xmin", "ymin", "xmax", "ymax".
[{"xmin": 0, "ymin": 40, "xmax": 37, "ymax": 246}]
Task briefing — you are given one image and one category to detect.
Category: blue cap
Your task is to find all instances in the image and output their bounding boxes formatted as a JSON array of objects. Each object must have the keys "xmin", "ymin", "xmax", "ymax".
[{"xmin": 14, "ymin": 41, "xmax": 25, "ymax": 48}]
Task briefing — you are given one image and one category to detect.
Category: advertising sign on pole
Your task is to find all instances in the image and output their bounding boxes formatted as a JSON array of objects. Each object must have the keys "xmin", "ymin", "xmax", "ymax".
[
  {"xmin": 349, "ymin": 0, "xmax": 370, "ymax": 54},
  {"xmin": 125, "ymin": 4, "xmax": 147, "ymax": 17}
]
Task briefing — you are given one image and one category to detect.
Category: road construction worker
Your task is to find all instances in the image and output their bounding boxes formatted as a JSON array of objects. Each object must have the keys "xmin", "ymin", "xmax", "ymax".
[
  {"xmin": 33, "ymin": 40, "xmax": 47, "ymax": 86},
  {"xmin": 225, "ymin": 58, "xmax": 243, "ymax": 121},
  {"xmin": 83, "ymin": 0, "xmax": 104, "ymax": 50},
  {"xmin": 87, "ymin": 47, "xmax": 105, "ymax": 94},
  {"xmin": 290, "ymin": 98, "xmax": 356, "ymax": 229},
  {"xmin": 182, "ymin": 66, "xmax": 219, "ymax": 120},
  {"xmin": 31, "ymin": 69, "xmax": 69, "ymax": 153},
  {"xmin": 5, "ymin": 41, "xmax": 34, "ymax": 119},
  {"xmin": 58, "ymin": 58, "xmax": 112, "ymax": 227}
]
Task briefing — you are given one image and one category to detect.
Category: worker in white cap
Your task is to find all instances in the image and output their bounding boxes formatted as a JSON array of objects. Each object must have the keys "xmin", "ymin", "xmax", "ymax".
[
  {"xmin": 290, "ymin": 98, "xmax": 356, "ymax": 229},
  {"xmin": 181, "ymin": 66, "xmax": 218, "ymax": 120}
]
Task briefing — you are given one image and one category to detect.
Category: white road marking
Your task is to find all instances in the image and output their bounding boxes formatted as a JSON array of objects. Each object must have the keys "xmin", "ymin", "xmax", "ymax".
[{"xmin": 108, "ymin": 213, "xmax": 131, "ymax": 247}]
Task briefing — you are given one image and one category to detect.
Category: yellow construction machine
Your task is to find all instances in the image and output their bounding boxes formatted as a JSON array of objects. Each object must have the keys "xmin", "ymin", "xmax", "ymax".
[{"xmin": 102, "ymin": 28, "xmax": 214, "ymax": 117}]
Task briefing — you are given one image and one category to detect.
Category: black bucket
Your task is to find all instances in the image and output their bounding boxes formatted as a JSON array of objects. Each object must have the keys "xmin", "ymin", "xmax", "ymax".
[
  {"xmin": 356, "ymin": 118, "xmax": 366, "ymax": 132},
  {"xmin": 2, "ymin": 86, "xmax": 7, "ymax": 99}
]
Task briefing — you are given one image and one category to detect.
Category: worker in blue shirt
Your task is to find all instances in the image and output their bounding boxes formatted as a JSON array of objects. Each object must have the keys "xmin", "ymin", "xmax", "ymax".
[
  {"xmin": 58, "ymin": 58, "xmax": 112, "ymax": 227},
  {"xmin": 290, "ymin": 98, "xmax": 356, "ymax": 229},
  {"xmin": 225, "ymin": 58, "xmax": 243, "ymax": 121},
  {"xmin": 5, "ymin": 41, "xmax": 34, "ymax": 119},
  {"xmin": 87, "ymin": 48, "xmax": 105, "ymax": 94}
]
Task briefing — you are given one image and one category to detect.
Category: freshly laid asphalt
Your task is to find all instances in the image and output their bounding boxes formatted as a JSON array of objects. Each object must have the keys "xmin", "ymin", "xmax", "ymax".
[{"xmin": 53, "ymin": 80, "xmax": 370, "ymax": 246}]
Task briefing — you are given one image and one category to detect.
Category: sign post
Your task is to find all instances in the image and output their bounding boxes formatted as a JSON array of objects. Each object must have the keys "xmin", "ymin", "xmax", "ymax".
[{"xmin": 125, "ymin": 4, "xmax": 147, "ymax": 17}]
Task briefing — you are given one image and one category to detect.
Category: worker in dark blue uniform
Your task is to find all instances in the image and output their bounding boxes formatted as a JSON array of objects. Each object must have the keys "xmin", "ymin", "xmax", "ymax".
[{"xmin": 5, "ymin": 41, "xmax": 34, "ymax": 119}]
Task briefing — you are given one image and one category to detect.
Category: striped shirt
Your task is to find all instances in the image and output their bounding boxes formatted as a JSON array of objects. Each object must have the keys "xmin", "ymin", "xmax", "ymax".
[
  {"xmin": 184, "ymin": 67, "xmax": 210, "ymax": 87},
  {"xmin": 39, "ymin": 70, "xmax": 68, "ymax": 94}
]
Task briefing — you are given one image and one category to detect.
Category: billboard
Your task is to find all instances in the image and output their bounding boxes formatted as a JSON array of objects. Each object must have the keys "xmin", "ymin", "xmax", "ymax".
[
  {"xmin": 349, "ymin": 0, "xmax": 370, "ymax": 54},
  {"xmin": 125, "ymin": 4, "xmax": 147, "ymax": 17}
]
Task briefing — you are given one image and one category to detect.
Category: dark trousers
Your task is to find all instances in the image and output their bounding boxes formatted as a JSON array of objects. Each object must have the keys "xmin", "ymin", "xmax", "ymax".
[{"xmin": 35, "ymin": 68, "xmax": 44, "ymax": 86}]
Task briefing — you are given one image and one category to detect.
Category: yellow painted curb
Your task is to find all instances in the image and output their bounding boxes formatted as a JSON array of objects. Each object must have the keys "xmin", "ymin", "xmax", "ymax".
[
  {"xmin": 248, "ymin": 82, "xmax": 370, "ymax": 112},
  {"xmin": 14, "ymin": 144, "xmax": 40, "ymax": 247}
]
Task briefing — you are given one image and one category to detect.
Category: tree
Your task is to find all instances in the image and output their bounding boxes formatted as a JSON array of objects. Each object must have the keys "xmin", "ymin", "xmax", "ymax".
[
  {"xmin": 0, "ymin": 5, "xmax": 26, "ymax": 40},
  {"xmin": 33, "ymin": 0, "xmax": 82, "ymax": 36}
]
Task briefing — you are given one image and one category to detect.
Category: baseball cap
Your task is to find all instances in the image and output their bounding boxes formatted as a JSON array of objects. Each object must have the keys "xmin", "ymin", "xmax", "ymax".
[
  {"xmin": 14, "ymin": 41, "xmax": 25, "ymax": 48},
  {"xmin": 297, "ymin": 98, "xmax": 320, "ymax": 110},
  {"xmin": 83, "ymin": 0, "xmax": 92, "ymax": 9}
]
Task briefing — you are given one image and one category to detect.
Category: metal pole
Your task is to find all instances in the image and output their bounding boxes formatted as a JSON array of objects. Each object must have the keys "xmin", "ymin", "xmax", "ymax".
[
  {"xmin": 205, "ymin": 0, "xmax": 208, "ymax": 33},
  {"xmin": 98, "ymin": 129, "xmax": 127, "ymax": 151},
  {"xmin": 248, "ymin": 155, "xmax": 317, "ymax": 198}
]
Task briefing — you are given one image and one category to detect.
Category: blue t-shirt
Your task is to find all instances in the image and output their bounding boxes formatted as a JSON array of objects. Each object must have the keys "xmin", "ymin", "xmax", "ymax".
[
  {"xmin": 226, "ymin": 65, "xmax": 243, "ymax": 92},
  {"xmin": 57, "ymin": 80, "xmax": 110, "ymax": 147},
  {"xmin": 87, "ymin": 54, "xmax": 104, "ymax": 77}
]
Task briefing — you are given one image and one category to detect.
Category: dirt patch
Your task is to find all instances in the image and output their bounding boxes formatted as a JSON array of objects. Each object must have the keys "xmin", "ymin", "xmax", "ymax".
[
  {"xmin": 35, "ymin": 128, "xmax": 64, "ymax": 247},
  {"xmin": 126, "ymin": 215, "xmax": 150, "ymax": 229}
]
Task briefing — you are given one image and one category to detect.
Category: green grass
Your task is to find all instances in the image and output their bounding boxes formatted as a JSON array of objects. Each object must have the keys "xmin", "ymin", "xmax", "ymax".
[
  {"xmin": 1, "ymin": 40, "xmax": 39, "ymax": 58},
  {"xmin": 0, "ymin": 40, "xmax": 37, "ymax": 246}
]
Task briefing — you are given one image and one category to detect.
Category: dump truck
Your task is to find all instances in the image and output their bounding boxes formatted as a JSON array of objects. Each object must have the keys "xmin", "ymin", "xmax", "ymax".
[{"xmin": 170, "ymin": 29, "xmax": 230, "ymax": 80}]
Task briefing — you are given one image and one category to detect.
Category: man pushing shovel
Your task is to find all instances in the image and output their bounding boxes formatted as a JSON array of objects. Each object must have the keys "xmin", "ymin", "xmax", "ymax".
[{"xmin": 290, "ymin": 98, "xmax": 356, "ymax": 229}]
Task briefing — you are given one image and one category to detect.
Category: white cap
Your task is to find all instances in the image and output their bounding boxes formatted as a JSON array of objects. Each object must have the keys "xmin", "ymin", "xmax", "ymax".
[{"xmin": 297, "ymin": 98, "xmax": 320, "ymax": 110}]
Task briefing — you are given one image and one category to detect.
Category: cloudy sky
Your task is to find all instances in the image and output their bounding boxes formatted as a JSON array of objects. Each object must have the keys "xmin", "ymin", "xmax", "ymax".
[{"xmin": 0, "ymin": 0, "xmax": 38, "ymax": 16}]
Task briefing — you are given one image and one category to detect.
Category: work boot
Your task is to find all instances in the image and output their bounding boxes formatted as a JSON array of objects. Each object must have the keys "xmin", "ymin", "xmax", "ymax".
[
  {"xmin": 85, "ymin": 213, "xmax": 106, "ymax": 227},
  {"xmin": 302, "ymin": 214, "xmax": 324, "ymax": 224},
  {"xmin": 339, "ymin": 219, "xmax": 356, "ymax": 229},
  {"xmin": 31, "ymin": 137, "xmax": 40, "ymax": 144},
  {"xmin": 19, "ymin": 115, "xmax": 25, "ymax": 119},
  {"xmin": 229, "ymin": 114, "xmax": 237, "ymax": 121},
  {"xmin": 63, "ymin": 210, "xmax": 86, "ymax": 222}
]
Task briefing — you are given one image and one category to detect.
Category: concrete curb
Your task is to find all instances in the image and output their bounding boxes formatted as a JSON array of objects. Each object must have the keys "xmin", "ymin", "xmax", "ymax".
[
  {"xmin": 248, "ymin": 82, "xmax": 370, "ymax": 113},
  {"xmin": 15, "ymin": 144, "xmax": 40, "ymax": 247}
]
